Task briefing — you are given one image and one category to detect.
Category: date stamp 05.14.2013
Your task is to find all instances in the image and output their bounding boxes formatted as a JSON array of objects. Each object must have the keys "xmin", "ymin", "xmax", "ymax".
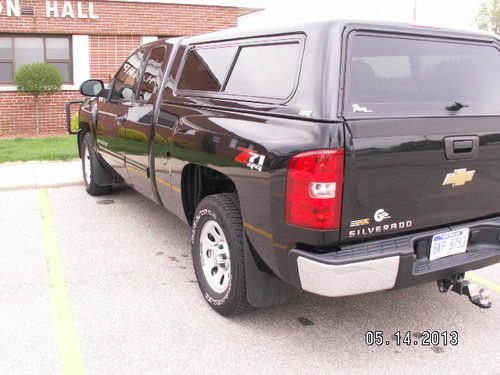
[{"xmin": 364, "ymin": 331, "xmax": 458, "ymax": 347}]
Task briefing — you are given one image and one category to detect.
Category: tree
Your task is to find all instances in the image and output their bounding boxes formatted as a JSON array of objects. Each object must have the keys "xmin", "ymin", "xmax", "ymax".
[
  {"xmin": 15, "ymin": 64, "xmax": 62, "ymax": 135},
  {"xmin": 476, "ymin": 0, "xmax": 500, "ymax": 35}
]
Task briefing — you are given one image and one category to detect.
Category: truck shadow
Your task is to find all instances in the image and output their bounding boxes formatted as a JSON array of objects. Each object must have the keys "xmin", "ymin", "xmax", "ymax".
[{"xmin": 111, "ymin": 185, "xmax": 496, "ymax": 342}]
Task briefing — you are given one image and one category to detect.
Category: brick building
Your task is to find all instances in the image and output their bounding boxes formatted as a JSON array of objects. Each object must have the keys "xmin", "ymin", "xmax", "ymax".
[{"xmin": 0, "ymin": 0, "xmax": 257, "ymax": 137}]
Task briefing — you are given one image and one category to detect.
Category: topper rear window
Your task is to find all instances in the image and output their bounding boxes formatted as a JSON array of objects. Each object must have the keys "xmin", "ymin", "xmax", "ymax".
[{"xmin": 344, "ymin": 34, "xmax": 500, "ymax": 117}]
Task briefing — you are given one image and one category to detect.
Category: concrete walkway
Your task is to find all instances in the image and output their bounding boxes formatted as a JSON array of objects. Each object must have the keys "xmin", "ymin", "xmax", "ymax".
[{"xmin": 0, "ymin": 160, "xmax": 83, "ymax": 191}]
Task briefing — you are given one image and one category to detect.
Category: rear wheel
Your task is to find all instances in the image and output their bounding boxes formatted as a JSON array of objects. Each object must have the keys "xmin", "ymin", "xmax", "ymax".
[
  {"xmin": 81, "ymin": 133, "xmax": 112, "ymax": 196},
  {"xmin": 191, "ymin": 193, "xmax": 249, "ymax": 316}
]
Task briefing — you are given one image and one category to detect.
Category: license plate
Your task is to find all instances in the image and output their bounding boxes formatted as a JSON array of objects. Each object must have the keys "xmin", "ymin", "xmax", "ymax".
[{"xmin": 429, "ymin": 228, "xmax": 469, "ymax": 261}]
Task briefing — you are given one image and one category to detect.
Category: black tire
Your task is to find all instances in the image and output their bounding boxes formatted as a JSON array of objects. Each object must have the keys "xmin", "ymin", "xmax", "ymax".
[
  {"xmin": 191, "ymin": 193, "xmax": 249, "ymax": 316},
  {"xmin": 81, "ymin": 133, "xmax": 112, "ymax": 196}
]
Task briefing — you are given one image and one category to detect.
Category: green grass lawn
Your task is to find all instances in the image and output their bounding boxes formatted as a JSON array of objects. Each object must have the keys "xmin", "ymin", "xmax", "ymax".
[{"xmin": 0, "ymin": 136, "xmax": 79, "ymax": 163}]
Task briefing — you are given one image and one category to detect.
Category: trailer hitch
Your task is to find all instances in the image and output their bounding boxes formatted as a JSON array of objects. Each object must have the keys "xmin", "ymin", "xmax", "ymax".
[{"xmin": 438, "ymin": 274, "xmax": 492, "ymax": 309}]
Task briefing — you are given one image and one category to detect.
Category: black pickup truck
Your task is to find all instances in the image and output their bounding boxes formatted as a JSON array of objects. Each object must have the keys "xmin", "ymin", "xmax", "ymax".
[{"xmin": 70, "ymin": 20, "xmax": 500, "ymax": 315}]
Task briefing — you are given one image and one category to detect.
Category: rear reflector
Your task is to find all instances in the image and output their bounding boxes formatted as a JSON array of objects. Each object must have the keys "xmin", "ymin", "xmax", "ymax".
[{"xmin": 286, "ymin": 149, "xmax": 344, "ymax": 230}]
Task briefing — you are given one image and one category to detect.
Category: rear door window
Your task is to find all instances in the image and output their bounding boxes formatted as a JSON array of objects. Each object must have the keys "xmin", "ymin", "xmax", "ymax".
[
  {"xmin": 138, "ymin": 46, "xmax": 171, "ymax": 101},
  {"xmin": 344, "ymin": 34, "xmax": 500, "ymax": 117}
]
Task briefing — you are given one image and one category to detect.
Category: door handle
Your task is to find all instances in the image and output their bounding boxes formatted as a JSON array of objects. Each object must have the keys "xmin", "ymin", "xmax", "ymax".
[
  {"xmin": 453, "ymin": 140, "xmax": 473, "ymax": 153},
  {"xmin": 115, "ymin": 115, "xmax": 126, "ymax": 124},
  {"xmin": 444, "ymin": 136, "xmax": 479, "ymax": 160}
]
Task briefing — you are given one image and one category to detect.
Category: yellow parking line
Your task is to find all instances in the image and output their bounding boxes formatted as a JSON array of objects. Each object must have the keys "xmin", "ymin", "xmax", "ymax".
[
  {"xmin": 38, "ymin": 189, "xmax": 86, "ymax": 375},
  {"xmin": 126, "ymin": 165, "xmax": 147, "ymax": 178},
  {"xmin": 466, "ymin": 272, "xmax": 500, "ymax": 294},
  {"xmin": 126, "ymin": 166, "xmax": 182, "ymax": 194},
  {"xmin": 243, "ymin": 222, "xmax": 288, "ymax": 250},
  {"xmin": 243, "ymin": 222, "xmax": 272, "ymax": 239},
  {"xmin": 156, "ymin": 176, "xmax": 182, "ymax": 193}
]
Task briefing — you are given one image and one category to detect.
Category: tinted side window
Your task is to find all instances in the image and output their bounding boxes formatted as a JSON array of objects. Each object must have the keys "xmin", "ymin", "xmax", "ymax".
[
  {"xmin": 177, "ymin": 46, "xmax": 237, "ymax": 92},
  {"xmin": 345, "ymin": 34, "xmax": 500, "ymax": 116},
  {"xmin": 139, "ymin": 46, "xmax": 169, "ymax": 101},
  {"xmin": 110, "ymin": 49, "xmax": 145, "ymax": 101},
  {"xmin": 224, "ymin": 43, "xmax": 301, "ymax": 99}
]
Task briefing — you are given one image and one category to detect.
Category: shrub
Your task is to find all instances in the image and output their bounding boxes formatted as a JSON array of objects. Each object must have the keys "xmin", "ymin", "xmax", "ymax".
[
  {"xmin": 154, "ymin": 133, "xmax": 168, "ymax": 145},
  {"xmin": 71, "ymin": 113, "xmax": 80, "ymax": 133},
  {"xmin": 118, "ymin": 128, "xmax": 148, "ymax": 143},
  {"xmin": 173, "ymin": 138, "xmax": 196, "ymax": 150},
  {"xmin": 15, "ymin": 64, "xmax": 63, "ymax": 135}
]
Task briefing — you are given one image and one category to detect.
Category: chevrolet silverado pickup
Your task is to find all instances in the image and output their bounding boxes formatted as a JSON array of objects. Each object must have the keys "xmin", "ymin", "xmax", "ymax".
[{"xmin": 69, "ymin": 20, "xmax": 500, "ymax": 315}]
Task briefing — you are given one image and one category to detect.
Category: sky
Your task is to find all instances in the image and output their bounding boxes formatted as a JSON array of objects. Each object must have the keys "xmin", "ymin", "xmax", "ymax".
[{"xmin": 238, "ymin": 0, "xmax": 487, "ymax": 32}]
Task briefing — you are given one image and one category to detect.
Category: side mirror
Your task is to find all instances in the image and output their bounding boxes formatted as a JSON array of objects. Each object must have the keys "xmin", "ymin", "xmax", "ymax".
[{"xmin": 80, "ymin": 79, "xmax": 105, "ymax": 97}]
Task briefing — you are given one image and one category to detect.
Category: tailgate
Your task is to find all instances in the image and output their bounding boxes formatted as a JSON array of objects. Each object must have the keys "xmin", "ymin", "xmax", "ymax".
[
  {"xmin": 341, "ymin": 116, "xmax": 500, "ymax": 241},
  {"xmin": 340, "ymin": 31, "xmax": 500, "ymax": 242}
]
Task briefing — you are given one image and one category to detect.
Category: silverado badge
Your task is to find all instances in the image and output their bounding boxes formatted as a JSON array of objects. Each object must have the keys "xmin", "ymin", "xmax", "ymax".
[{"xmin": 442, "ymin": 169, "xmax": 475, "ymax": 187}]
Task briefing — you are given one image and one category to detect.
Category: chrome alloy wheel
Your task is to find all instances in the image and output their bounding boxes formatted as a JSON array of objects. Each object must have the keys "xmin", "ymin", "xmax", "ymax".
[
  {"xmin": 199, "ymin": 220, "xmax": 231, "ymax": 293},
  {"xmin": 83, "ymin": 145, "xmax": 92, "ymax": 186}
]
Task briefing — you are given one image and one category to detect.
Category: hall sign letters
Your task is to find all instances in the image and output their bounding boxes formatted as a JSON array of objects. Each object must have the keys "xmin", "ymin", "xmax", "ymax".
[{"xmin": 0, "ymin": 0, "xmax": 99, "ymax": 19}]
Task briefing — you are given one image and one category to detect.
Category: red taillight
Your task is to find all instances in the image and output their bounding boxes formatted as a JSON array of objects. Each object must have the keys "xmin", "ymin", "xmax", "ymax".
[{"xmin": 286, "ymin": 149, "xmax": 344, "ymax": 230}]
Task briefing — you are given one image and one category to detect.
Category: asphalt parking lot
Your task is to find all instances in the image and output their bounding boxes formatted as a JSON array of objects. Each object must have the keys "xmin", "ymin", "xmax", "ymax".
[{"xmin": 1, "ymin": 185, "xmax": 499, "ymax": 375}]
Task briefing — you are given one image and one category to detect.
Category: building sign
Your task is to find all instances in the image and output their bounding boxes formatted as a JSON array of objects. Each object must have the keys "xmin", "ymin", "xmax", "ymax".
[{"xmin": 0, "ymin": 0, "xmax": 99, "ymax": 19}]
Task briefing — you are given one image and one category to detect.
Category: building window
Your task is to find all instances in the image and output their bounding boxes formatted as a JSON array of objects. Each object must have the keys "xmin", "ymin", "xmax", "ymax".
[{"xmin": 0, "ymin": 35, "xmax": 72, "ymax": 84}]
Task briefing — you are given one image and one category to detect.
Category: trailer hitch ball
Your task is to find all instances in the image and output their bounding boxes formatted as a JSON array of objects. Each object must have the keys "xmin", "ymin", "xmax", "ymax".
[
  {"xmin": 437, "ymin": 274, "xmax": 492, "ymax": 309},
  {"xmin": 480, "ymin": 288, "xmax": 491, "ymax": 301},
  {"xmin": 465, "ymin": 282, "xmax": 492, "ymax": 308}
]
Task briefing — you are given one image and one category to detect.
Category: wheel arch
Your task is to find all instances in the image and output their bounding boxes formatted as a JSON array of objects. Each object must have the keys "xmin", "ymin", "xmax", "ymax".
[{"xmin": 181, "ymin": 164, "xmax": 238, "ymax": 226}]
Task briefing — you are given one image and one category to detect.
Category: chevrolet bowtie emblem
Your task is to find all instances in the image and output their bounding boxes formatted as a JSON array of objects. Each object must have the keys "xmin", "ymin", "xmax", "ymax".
[{"xmin": 442, "ymin": 169, "xmax": 475, "ymax": 187}]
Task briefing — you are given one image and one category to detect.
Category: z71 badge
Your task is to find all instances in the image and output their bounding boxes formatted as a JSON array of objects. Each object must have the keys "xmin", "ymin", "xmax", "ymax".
[{"xmin": 235, "ymin": 147, "xmax": 265, "ymax": 172}]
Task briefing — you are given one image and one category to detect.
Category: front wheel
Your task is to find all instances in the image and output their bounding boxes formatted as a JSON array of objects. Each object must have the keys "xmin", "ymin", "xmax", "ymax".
[
  {"xmin": 81, "ymin": 133, "xmax": 112, "ymax": 196},
  {"xmin": 191, "ymin": 193, "xmax": 249, "ymax": 316}
]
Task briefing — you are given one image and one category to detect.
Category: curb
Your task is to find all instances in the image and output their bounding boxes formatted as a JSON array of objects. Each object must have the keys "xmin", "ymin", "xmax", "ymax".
[
  {"xmin": 0, "ymin": 158, "xmax": 81, "ymax": 166},
  {"xmin": 0, "ymin": 181, "xmax": 84, "ymax": 193},
  {"xmin": 0, "ymin": 159, "xmax": 83, "ymax": 193}
]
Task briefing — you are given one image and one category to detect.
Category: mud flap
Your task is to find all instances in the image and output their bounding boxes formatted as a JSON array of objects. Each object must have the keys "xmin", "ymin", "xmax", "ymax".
[
  {"xmin": 243, "ymin": 234, "xmax": 290, "ymax": 307},
  {"xmin": 89, "ymin": 145, "xmax": 122, "ymax": 186},
  {"xmin": 77, "ymin": 131, "xmax": 85, "ymax": 158}
]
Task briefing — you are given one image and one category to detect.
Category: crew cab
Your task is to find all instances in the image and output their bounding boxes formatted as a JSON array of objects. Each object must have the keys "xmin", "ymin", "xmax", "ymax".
[{"xmin": 70, "ymin": 20, "xmax": 500, "ymax": 315}]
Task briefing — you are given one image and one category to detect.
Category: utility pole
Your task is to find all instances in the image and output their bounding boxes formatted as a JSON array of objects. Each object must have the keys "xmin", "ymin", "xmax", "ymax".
[{"xmin": 413, "ymin": 0, "xmax": 417, "ymax": 22}]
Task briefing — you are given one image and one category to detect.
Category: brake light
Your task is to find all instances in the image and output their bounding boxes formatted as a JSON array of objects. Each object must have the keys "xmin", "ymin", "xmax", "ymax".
[{"xmin": 286, "ymin": 149, "xmax": 344, "ymax": 229}]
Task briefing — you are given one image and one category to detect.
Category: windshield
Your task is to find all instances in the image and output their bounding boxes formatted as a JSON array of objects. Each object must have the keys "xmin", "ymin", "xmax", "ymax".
[{"xmin": 345, "ymin": 34, "xmax": 500, "ymax": 117}]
